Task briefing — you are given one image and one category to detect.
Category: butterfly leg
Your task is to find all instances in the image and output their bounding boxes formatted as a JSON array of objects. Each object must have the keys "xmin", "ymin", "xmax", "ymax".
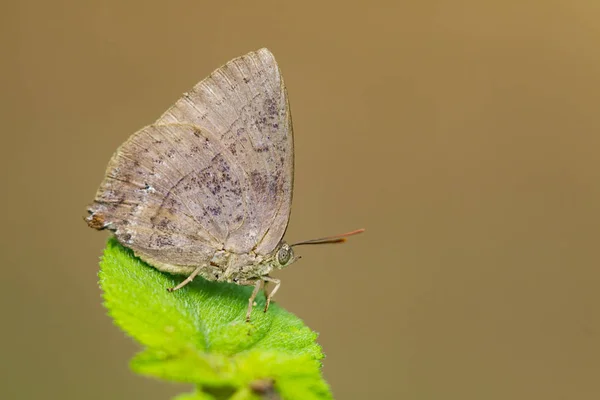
[
  {"xmin": 167, "ymin": 265, "xmax": 203, "ymax": 292},
  {"xmin": 262, "ymin": 276, "xmax": 281, "ymax": 313},
  {"xmin": 239, "ymin": 279, "xmax": 263, "ymax": 322}
]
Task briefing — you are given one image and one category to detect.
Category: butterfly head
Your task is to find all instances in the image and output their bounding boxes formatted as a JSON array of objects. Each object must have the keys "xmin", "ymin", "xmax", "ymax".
[
  {"xmin": 273, "ymin": 242, "xmax": 297, "ymax": 270},
  {"xmin": 270, "ymin": 229, "xmax": 365, "ymax": 271}
]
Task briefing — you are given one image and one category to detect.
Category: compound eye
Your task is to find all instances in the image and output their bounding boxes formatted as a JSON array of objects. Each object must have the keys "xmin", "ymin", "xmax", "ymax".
[{"xmin": 277, "ymin": 244, "xmax": 292, "ymax": 266}]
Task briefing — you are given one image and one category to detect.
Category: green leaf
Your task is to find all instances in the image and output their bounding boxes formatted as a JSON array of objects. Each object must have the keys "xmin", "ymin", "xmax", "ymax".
[{"xmin": 99, "ymin": 238, "xmax": 332, "ymax": 400}]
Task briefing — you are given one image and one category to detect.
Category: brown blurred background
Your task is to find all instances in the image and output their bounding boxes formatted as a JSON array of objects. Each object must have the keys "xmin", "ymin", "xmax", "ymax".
[{"xmin": 2, "ymin": 1, "xmax": 600, "ymax": 399}]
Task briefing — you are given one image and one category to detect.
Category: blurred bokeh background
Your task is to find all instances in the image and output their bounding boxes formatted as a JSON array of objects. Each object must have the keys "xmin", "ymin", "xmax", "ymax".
[{"xmin": 2, "ymin": 1, "xmax": 600, "ymax": 399}]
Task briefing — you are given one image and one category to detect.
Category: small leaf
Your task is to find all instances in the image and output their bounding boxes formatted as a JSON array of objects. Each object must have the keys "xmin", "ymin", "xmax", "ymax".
[{"xmin": 99, "ymin": 238, "xmax": 332, "ymax": 399}]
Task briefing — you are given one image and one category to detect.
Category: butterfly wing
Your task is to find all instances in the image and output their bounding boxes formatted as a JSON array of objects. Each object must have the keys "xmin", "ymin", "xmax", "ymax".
[
  {"xmin": 87, "ymin": 49, "xmax": 293, "ymax": 271},
  {"xmin": 156, "ymin": 48, "xmax": 294, "ymax": 256}
]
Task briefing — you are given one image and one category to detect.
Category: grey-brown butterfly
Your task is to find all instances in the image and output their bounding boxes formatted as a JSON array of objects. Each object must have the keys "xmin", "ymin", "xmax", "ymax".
[{"xmin": 86, "ymin": 48, "xmax": 363, "ymax": 321}]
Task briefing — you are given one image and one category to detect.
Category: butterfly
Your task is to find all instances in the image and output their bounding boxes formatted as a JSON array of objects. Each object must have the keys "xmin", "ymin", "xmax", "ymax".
[{"xmin": 86, "ymin": 48, "xmax": 363, "ymax": 321}]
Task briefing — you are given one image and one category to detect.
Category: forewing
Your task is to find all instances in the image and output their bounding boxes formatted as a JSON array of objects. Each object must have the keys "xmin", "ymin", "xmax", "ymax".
[
  {"xmin": 87, "ymin": 124, "xmax": 249, "ymax": 270},
  {"xmin": 156, "ymin": 48, "xmax": 294, "ymax": 255}
]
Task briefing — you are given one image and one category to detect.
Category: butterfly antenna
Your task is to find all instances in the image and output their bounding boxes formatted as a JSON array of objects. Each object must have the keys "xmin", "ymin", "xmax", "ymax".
[{"xmin": 291, "ymin": 228, "xmax": 365, "ymax": 246}]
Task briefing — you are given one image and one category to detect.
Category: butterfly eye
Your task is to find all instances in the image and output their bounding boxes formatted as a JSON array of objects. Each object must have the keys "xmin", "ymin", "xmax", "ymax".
[{"xmin": 276, "ymin": 244, "xmax": 292, "ymax": 266}]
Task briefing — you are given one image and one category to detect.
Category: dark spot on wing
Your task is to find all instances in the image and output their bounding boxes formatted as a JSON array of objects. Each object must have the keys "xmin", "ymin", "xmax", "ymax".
[
  {"xmin": 250, "ymin": 171, "xmax": 268, "ymax": 194},
  {"xmin": 166, "ymin": 197, "xmax": 181, "ymax": 209},
  {"xmin": 87, "ymin": 213, "xmax": 106, "ymax": 230},
  {"xmin": 231, "ymin": 186, "xmax": 242, "ymax": 196},
  {"xmin": 153, "ymin": 234, "xmax": 174, "ymax": 248},
  {"xmin": 228, "ymin": 143, "xmax": 237, "ymax": 155},
  {"xmin": 207, "ymin": 205, "xmax": 222, "ymax": 216},
  {"xmin": 155, "ymin": 217, "xmax": 171, "ymax": 230},
  {"xmin": 269, "ymin": 179, "xmax": 280, "ymax": 196},
  {"xmin": 194, "ymin": 154, "xmax": 234, "ymax": 196},
  {"xmin": 254, "ymin": 116, "xmax": 268, "ymax": 131},
  {"xmin": 264, "ymin": 98, "xmax": 277, "ymax": 118}
]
